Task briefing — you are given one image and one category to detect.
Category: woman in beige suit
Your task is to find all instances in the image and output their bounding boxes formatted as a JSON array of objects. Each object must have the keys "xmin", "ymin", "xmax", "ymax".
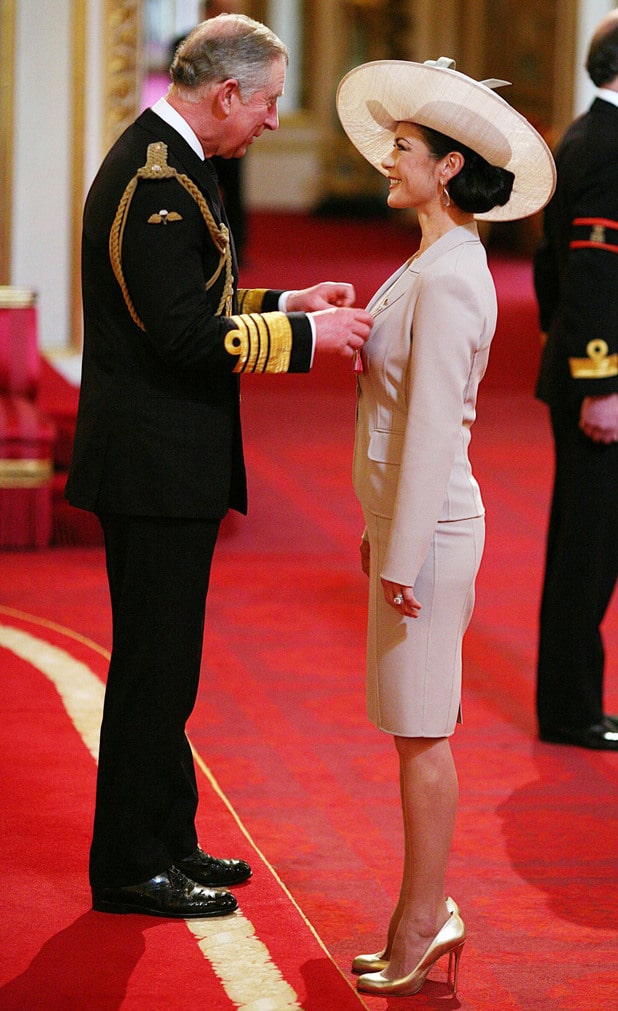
[{"xmin": 337, "ymin": 60, "xmax": 555, "ymax": 996}]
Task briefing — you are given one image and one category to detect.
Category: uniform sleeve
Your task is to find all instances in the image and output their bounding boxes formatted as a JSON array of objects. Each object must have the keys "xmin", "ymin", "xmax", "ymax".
[
  {"xmin": 563, "ymin": 242, "xmax": 618, "ymax": 396},
  {"xmin": 535, "ymin": 121, "xmax": 618, "ymax": 399},
  {"xmin": 381, "ymin": 267, "xmax": 487, "ymax": 586},
  {"xmin": 116, "ymin": 174, "xmax": 313, "ymax": 374}
]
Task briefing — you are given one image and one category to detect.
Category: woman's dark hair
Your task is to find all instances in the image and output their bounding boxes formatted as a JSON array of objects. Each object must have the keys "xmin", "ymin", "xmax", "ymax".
[
  {"xmin": 586, "ymin": 15, "xmax": 618, "ymax": 87},
  {"xmin": 416, "ymin": 125, "xmax": 514, "ymax": 214}
]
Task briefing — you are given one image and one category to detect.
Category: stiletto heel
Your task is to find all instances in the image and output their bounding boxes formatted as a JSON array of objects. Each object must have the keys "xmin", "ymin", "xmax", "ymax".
[
  {"xmin": 351, "ymin": 897, "xmax": 460, "ymax": 975},
  {"xmin": 356, "ymin": 910, "xmax": 465, "ymax": 997},
  {"xmin": 448, "ymin": 940, "xmax": 464, "ymax": 994}
]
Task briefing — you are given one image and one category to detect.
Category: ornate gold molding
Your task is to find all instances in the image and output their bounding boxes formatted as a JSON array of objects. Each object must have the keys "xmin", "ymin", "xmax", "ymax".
[
  {"xmin": 71, "ymin": 0, "xmax": 87, "ymax": 348},
  {"xmin": 66, "ymin": 0, "xmax": 140, "ymax": 348},
  {"xmin": 0, "ymin": 0, "xmax": 15, "ymax": 285},
  {"xmin": 103, "ymin": 0, "xmax": 141, "ymax": 152}
]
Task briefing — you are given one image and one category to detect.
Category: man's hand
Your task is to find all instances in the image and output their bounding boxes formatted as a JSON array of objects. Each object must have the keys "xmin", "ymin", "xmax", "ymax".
[
  {"xmin": 579, "ymin": 394, "xmax": 618, "ymax": 444},
  {"xmin": 310, "ymin": 307, "xmax": 373, "ymax": 358},
  {"xmin": 285, "ymin": 282, "xmax": 357, "ymax": 311}
]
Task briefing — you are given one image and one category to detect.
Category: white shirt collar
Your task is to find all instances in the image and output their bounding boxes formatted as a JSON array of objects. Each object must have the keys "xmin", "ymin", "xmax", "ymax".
[
  {"xmin": 151, "ymin": 96, "xmax": 205, "ymax": 160},
  {"xmin": 597, "ymin": 87, "xmax": 618, "ymax": 109}
]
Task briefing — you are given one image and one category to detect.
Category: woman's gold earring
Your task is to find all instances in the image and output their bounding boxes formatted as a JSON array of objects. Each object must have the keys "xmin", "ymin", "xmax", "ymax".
[{"xmin": 442, "ymin": 182, "xmax": 451, "ymax": 207}]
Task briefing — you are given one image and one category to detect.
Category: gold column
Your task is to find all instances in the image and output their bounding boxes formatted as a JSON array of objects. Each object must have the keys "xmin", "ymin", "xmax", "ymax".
[
  {"xmin": 103, "ymin": 0, "xmax": 141, "ymax": 152},
  {"xmin": 0, "ymin": 0, "xmax": 15, "ymax": 284},
  {"xmin": 66, "ymin": 0, "xmax": 141, "ymax": 348}
]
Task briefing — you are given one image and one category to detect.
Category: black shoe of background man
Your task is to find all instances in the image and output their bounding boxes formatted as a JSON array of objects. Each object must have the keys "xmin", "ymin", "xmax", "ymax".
[
  {"xmin": 174, "ymin": 846, "xmax": 252, "ymax": 886},
  {"xmin": 92, "ymin": 866, "xmax": 238, "ymax": 917},
  {"xmin": 539, "ymin": 719, "xmax": 618, "ymax": 751}
]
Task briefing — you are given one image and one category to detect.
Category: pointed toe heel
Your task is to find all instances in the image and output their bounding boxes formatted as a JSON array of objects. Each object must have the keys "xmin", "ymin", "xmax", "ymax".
[
  {"xmin": 356, "ymin": 911, "xmax": 465, "ymax": 997},
  {"xmin": 351, "ymin": 897, "xmax": 460, "ymax": 976},
  {"xmin": 352, "ymin": 951, "xmax": 388, "ymax": 975}
]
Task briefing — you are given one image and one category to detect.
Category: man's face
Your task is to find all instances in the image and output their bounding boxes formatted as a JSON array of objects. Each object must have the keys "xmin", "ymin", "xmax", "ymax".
[{"xmin": 219, "ymin": 55, "xmax": 287, "ymax": 158}]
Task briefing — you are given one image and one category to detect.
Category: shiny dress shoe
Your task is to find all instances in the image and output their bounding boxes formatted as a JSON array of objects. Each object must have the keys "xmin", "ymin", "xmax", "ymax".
[
  {"xmin": 539, "ymin": 722, "xmax": 618, "ymax": 750},
  {"xmin": 357, "ymin": 910, "xmax": 465, "ymax": 996},
  {"xmin": 92, "ymin": 866, "xmax": 238, "ymax": 918},
  {"xmin": 351, "ymin": 897, "xmax": 459, "ymax": 975},
  {"xmin": 174, "ymin": 846, "xmax": 252, "ymax": 886}
]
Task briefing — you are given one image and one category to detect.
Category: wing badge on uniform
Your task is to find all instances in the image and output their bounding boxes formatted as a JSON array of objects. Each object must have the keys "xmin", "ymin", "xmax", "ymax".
[{"xmin": 147, "ymin": 209, "xmax": 183, "ymax": 224}]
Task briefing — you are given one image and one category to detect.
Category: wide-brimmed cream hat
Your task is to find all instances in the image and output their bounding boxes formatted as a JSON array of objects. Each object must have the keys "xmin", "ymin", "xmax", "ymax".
[{"xmin": 336, "ymin": 58, "xmax": 556, "ymax": 221}]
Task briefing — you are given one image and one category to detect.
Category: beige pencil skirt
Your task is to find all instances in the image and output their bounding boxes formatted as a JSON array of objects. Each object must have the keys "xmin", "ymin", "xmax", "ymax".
[{"xmin": 363, "ymin": 511, "xmax": 485, "ymax": 738}]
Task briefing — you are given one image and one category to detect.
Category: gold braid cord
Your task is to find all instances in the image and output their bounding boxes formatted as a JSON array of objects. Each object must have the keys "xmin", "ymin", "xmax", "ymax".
[
  {"xmin": 109, "ymin": 141, "xmax": 234, "ymax": 331},
  {"xmin": 224, "ymin": 312, "xmax": 293, "ymax": 373}
]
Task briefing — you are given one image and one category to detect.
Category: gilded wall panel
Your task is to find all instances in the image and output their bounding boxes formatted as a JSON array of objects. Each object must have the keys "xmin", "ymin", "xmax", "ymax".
[{"xmin": 104, "ymin": 0, "xmax": 141, "ymax": 151}]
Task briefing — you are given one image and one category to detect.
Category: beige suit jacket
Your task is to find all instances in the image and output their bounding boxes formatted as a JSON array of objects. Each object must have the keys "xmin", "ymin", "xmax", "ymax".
[{"xmin": 354, "ymin": 223, "xmax": 497, "ymax": 586}]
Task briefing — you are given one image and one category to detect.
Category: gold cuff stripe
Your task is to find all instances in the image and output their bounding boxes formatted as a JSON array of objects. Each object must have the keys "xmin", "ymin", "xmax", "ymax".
[
  {"xmin": 224, "ymin": 313, "xmax": 293, "ymax": 374},
  {"xmin": 237, "ymin": 289, "xmax": 268, "ymax": 314},
  {"xmin": 0, "ymin": 458, "xmax": 53, "ymax": 488},
  {"xmin": 569, "ymin": 339, "xmax": 618, "ymax": 379}
]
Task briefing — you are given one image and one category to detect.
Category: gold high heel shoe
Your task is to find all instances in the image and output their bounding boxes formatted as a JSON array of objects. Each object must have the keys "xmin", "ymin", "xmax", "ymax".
[
  {"xmin": 356, "ymin": 910, "xmax": 465, "ymax": 996},
  {"xmin": 351, "ymin": 897, "xmax": 459, "ymax": 975}
]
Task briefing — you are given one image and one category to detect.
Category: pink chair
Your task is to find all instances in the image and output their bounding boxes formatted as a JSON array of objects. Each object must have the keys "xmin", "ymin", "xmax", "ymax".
[{"xmin": 0, "ymin": 288, "xmax": 55, "ymax": 548}]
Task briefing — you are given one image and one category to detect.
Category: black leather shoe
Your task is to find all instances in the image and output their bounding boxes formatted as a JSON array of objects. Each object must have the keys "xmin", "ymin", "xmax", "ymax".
[
  {"xmin": 539, "ymin": 723, "xmax": 618, "ymax": 750},
  {"xmin": 92, "ymin": 866, "xmax": 238, "ymax": 918},
  {"xmin": 174, "ymin": 846, "xmax": 252, "ymax": 886}
]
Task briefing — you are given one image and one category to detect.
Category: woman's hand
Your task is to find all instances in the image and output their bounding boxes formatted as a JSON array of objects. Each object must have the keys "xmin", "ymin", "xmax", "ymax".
[
  {"xmin": 381, "ymin": 578, "xmax": 422, "ymax": 618},
  {"xmin": 360, "ymin": 536, "xmax": 371, "ymax": 577}
]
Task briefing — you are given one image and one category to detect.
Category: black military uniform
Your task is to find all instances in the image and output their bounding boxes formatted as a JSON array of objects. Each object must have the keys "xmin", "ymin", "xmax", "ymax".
[
  {"xmin": 535, "ymin": 96, "xmax": 618, "ymax": 747},
  {"xmin": 66, "ymin": 109, "xmax": 314, "ymax": 893}
]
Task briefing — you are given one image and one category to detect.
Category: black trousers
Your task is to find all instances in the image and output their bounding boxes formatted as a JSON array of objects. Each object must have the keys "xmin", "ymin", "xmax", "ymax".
[
  {"xmin": 537, "ymin": 405, "xmax": 618, "ymax": 732},
  {"xmin": 90, "ymin": 513, "xmax": 220, "ymax": 889}
]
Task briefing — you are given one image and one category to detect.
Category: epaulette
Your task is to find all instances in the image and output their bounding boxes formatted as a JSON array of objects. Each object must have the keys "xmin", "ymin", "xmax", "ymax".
[{"xmin": 109, "ymin": 142, "xmax": 234, "ymax": 329}]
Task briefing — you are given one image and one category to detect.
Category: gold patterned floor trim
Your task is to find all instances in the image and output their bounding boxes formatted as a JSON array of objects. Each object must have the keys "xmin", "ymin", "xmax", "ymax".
[{"xmin": 0, "ymin": 605, "xmax": 367, "ymax": 1010}]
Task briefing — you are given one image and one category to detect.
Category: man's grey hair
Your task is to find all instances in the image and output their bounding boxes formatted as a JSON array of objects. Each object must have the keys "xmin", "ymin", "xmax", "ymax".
[{"xmin": 169, "ymin": 13, "xmax": 288, "ymax": 102}]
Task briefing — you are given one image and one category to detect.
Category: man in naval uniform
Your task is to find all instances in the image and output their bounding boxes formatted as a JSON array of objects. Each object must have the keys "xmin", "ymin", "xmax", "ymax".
[
  {"xmin": 534, "ymin": 10, "xmax": 618, "ymax": 750},
  {"xmin": 66, "ymin": 13, "xmax": 372, "ymax": 916}
]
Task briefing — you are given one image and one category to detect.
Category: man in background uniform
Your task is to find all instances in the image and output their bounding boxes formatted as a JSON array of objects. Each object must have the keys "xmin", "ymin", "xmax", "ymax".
[{"xmin": 535, "ymin": 10, "xmax": 618, "ymax": 750}]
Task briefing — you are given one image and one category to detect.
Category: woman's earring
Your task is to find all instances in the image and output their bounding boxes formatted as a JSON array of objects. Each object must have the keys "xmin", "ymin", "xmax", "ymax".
[{"xmin": 441, "ymin": 182, "xmax": 451, "ymax": 207}]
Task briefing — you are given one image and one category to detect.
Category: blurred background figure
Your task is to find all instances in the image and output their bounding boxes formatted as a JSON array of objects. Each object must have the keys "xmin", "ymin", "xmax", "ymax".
[{"xmin": 534, "ymin": 9, "xmax": 618, "ymax": 751}]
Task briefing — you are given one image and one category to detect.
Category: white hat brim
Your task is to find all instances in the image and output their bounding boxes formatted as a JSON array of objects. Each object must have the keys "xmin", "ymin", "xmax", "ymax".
[{"xmin": 336, "ymin": 60, "xmax": 556, "ymax": 222}]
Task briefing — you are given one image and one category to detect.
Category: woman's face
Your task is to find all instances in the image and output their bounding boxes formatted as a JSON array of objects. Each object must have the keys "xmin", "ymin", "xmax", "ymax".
[{"xmin": 381, "ymin": 123, "xmax": 444, "ymax": 211}]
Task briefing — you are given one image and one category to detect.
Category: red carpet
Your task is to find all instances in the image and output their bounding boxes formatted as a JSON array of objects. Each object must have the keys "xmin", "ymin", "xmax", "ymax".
[
  {"xmin": 0, "ymin": 607, "xmax": 364, "ymax": 1010},
  {"xmin": 1, "ymin": 213, "xmax": 617, "ymax": 1009}
]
